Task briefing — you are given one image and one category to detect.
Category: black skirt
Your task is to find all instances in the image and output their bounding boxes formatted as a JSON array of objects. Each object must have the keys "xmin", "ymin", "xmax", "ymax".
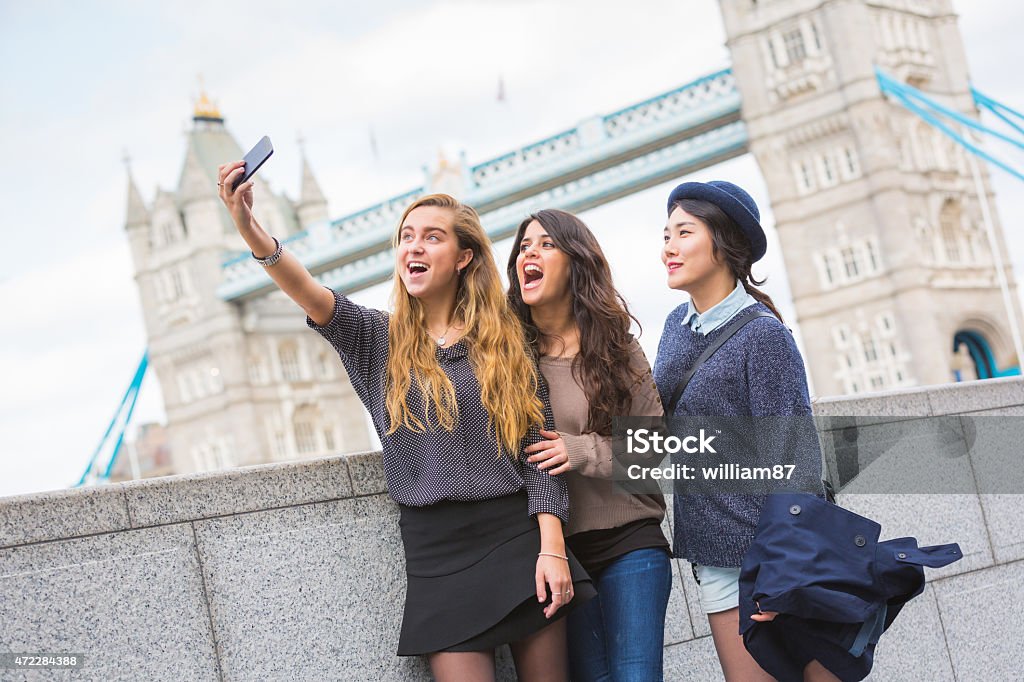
[{"xmin": 396, "ymin": 491, "xmax": 596, "ymax": 656}]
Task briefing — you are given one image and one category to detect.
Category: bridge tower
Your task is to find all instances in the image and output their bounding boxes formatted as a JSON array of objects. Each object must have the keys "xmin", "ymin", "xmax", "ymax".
[
  {"xmin": 720, "ymin": 0, "xmax": 1021, "ymax": 394},
  {"xmin": 123, "ymin": 93, "xmax": 370, "ymax": 475}
]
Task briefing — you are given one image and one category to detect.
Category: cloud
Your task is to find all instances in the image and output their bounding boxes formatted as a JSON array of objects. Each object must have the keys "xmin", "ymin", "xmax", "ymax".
[
  {"xmin": 0, "ymin": 240, "xmax": 162, "ymax": 496},
  {"xmin": 2, "ymin": 0, "xmax": 1023, "ymax": 497}
]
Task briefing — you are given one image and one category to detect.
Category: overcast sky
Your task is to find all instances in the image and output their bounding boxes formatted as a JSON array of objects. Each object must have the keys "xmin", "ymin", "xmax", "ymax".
[{"xmin": 2, "ymin": 0, "xmax": 1022, "ymax": 498}]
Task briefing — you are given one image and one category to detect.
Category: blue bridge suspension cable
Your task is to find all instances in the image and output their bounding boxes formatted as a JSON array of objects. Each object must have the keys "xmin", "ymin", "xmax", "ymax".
[
  {"xmin": 77, "ymin": 351, "xmax": 149, "ymax": 486},
  {"xmin": 875, "ymin": 68, "xmax": 1024, "ymax": 182}
]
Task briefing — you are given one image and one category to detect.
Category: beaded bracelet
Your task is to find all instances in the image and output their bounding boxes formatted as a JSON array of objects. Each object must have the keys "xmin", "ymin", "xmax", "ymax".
[{"xmin": 251, "ymin": 237, "xmax": 283, "ymax": 267}]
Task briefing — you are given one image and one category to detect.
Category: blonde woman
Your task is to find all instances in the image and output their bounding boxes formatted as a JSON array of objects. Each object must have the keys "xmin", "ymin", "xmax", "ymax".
[{"xmin": 218, "ymin": 162, "xmax": 593, "ymax": 682}]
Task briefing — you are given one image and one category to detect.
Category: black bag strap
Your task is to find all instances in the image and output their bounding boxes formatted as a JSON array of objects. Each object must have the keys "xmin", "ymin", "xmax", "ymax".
[
  {"xmin": 667, "ymin": 307, "xmax": 776, "ymax": 414},
  {"xmin": 823, "ymin": 478, "xmax": 837, "ymax": 504}
]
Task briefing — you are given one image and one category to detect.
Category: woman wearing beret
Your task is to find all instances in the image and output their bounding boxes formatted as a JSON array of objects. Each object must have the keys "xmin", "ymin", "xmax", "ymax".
[
  {"xmin": 507, "ymin": 209, "xmax": 671, "ymax": 682},
  {"xmin": 653, "ymin": 181, "xmax": 835, "ymax": 681},
  {"xmin": 219, "ymin": 160, "xmax": 594, "ymax": 682}
]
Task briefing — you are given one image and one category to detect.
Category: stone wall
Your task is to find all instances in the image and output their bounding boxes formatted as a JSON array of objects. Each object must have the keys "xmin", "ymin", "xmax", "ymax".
[{"xmin": 2, "ymin": 378, "xmax": 1022, "ymax": 680}]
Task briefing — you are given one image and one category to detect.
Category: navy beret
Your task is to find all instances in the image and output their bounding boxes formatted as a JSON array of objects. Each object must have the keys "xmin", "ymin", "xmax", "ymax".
[{"xmin": 666, "ymin": 180, "xmax": 767, "ymax": 263}]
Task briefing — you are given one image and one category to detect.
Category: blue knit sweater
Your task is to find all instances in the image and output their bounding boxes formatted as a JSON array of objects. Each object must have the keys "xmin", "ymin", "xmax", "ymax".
[{"xmin": 653, "ymin": 301, "xmax": 821, "ymax": 567}]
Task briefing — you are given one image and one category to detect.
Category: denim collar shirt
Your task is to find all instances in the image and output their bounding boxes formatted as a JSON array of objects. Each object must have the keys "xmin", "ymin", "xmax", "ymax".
[{"xmin": 680, "ymin": 279, "xmax": 758, "ymax": 335}]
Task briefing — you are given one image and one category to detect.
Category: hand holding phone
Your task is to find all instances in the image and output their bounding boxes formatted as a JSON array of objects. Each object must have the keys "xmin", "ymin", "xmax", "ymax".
[{"xmin": 232, "ymin": 136, "xmax": 274, "ymax": 191}]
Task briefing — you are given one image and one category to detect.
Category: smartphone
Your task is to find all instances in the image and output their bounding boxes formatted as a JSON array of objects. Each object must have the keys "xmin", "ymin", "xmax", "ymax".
[{"xmin": 233, "ymin": 136, "xmax": 274, "ymax": 191}]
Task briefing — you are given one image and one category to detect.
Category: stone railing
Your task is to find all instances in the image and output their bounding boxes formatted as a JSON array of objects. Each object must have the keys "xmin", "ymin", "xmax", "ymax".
[{"xmin": 2, "ymin": 378, "xmax": 1022, "ymax": 680}]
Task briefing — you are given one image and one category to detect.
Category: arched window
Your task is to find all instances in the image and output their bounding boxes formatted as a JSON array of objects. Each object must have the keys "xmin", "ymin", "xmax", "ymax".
[
  {"xmin": 864, "ymin": 239, "xmax": 880, "ymax": 273},
  {"xmin": 783, "ymin": 27, "xmax": 807, "ymax": 62},
  {"xmin": 821, "ymin": 252, "xmax": 836, "ymax": 285},
  {"xmin": 279, "ymin": 341, "xmax": 302, "ymax": 382},
  {"xmin": 316, "ymin": 352, "xmax": 333, "ymax": 379},
  {"xmin": 293, "ymin": 405, "xmax": 320, "ymax": 454},
  {"xmin": 842, "ymin": 147, "xmax": 860, "ymax": 179},
  {"xmin": 863, "ymin": 338, "xmax": 878, "ymax": 363},
  {"xmin": 248, "ymin": 355, "xmax": 267, "ymax": 384},
  {"xmin": 819, "ymin": 154, "xmax": 837, "ymax": 186},
  {"xmin": 272, "ymin": 431, "xmax": 287, "ymax": 459},
  {"xmin": 766, "ymin": 37, "xmax": 781, "ymax": 69},
  {"xmin": 809, "ymin": 21, "xmax": 823, "ymax": 52},
  {"xmin": 939, "ymin": 200, "xmax": 962, "ymax": 263},
  {"xmin": 841, "ymin": 246, "xmax": 859, "ymax": 277}
]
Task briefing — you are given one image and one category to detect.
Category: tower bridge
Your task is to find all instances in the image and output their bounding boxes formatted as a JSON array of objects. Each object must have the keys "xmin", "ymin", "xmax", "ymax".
[
  {"xmin": 218, "ymin": 68, "xmax": 745, "ymax": 301},
  {"xmin": 7, "ymin": 3, "xmax": 1022, "ymax": 678},
  {"xmin": 118, "ymin": 0, "xmax": 1021, "ymax": 478}
]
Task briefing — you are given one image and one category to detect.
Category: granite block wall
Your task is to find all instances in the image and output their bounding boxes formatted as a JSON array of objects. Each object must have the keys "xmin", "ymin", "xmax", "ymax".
[{"xmin": 2, "ymin": 377, "xmax": 1022, "ymax": 680}]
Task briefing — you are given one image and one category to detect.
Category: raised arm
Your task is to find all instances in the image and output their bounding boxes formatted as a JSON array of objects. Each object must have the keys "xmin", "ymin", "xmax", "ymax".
[
  {"xmin": 218, "ymin": 161, "xmax": 334, "ymax": 325},
  {"xmin": 218, "ymin": 161, "xmax": 388, "ymax": 401}
]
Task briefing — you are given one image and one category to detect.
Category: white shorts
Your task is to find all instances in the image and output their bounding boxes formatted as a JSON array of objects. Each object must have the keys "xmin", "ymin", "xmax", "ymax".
[{"xmin": 694, "ymin": 564, "xmax": 741, "ymax": 614}]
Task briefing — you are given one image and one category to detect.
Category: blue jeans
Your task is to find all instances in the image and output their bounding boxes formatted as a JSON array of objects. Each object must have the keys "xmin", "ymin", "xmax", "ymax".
[{"xmin": 566, "ymin": 547, "xmax": 672, "ymax": 682}]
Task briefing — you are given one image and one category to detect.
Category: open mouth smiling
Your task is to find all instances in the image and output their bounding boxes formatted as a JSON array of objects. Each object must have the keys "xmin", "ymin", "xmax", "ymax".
[
  {"xmin": 523, "ymin": 263, "xmax": 544, "ymax": 289},
  {"xmin": 407, "ymin": 261, "xmax": 429, "ymax": 276}
]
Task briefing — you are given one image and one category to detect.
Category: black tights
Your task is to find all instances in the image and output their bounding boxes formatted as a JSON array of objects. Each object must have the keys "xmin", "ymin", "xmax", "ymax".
[{"xmin": 427, "ymin": 618, "xmax": 568, "ymax": 682}]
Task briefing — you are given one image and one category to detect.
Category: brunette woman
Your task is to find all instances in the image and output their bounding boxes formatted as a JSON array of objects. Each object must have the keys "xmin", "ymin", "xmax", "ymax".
[
  {"xmin": 507, "ymin": 209, "xmax": 671, "ymax": 682},
  {"xmin": 653, "ymin": 181, "xmax": 834, "ymax": 682},
  {"xmin": 218, "ymin": 161, "xmax": 594, "ymax": 682}
]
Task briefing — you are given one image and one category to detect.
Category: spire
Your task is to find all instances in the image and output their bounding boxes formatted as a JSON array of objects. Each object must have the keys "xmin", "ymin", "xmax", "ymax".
[
  {"xmin": 192, "ymin": 75, "xmax": 223, "ymax": 123},
  {"xmin": 299, "ymin": 154, "xmax": 327, "ymax": 206},
  {"xmin": 296, "ymin": 134, "xmax": 328, "ymax": 228},
  {"xmin": 297, "ymin": 133, "xmax": 326, "ymax": 205},
  {"xmin": 123, "ymin": 151, "xmax": 149, "ymax": 228},
  {"xmin": 427, "ymin": 147, "xmax": 468, "ymax": 197},
  {"xmin": 177, "ymin": 94, "xmax": 243, "ymax": 208}
]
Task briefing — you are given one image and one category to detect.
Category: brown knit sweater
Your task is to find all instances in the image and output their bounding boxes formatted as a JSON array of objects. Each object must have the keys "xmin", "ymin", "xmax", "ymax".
[{"xmin": 539, "ymin": 341, "xmax": 666, "ymax": 536}]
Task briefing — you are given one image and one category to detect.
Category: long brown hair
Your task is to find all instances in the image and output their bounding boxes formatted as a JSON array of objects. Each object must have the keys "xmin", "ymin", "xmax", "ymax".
[
  {"xmin": 387, "ymin": 194, "xmax": 545, "ymax": 456},
  {"xmin": 670, "ymin": 198, "xmax": 784, "ymax": 323},
  {"xmin": 506, "ymin": 209, "xmax": 642, "ymax": 437}
]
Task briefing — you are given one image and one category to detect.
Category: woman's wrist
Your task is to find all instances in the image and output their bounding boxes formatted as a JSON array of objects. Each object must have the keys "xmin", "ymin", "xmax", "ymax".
[
  {"xmin": 538, "ymin": 551, "xmax": 569, "ymax": 561},
  {"xmin": 535, "ymin": 512, "xmax": 565, "ymax": 554},
  {"xmin": 237, "ymin": 215, "xmax": 261, "ymax": 238},
  {"xmin": 538, "ymin": 534, "xmax": 566, "ymax": 555},
  {"xmin": 239, "ymin": 220, "xmax": 276, "ymax": 258},
  {"xmin": 539, "ymin": 542, "xmax": 566, "ymax": 555}
]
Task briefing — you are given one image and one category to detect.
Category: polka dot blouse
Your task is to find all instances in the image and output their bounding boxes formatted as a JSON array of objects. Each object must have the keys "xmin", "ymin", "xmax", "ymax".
[{"xmin": 307, "ymin": 288, "xmax": 569, "ymax": 522}]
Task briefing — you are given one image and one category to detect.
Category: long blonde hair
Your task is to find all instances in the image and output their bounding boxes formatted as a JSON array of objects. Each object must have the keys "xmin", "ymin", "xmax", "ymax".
[{"xmin": 386, "ymin": 194, "xmax": 545, "ymax": 456}]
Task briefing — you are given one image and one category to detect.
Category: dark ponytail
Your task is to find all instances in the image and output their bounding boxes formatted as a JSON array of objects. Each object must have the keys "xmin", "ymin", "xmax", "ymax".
[{"xmin": 671, "ymin": 199, "xmax": 784, "ymax": 323}]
